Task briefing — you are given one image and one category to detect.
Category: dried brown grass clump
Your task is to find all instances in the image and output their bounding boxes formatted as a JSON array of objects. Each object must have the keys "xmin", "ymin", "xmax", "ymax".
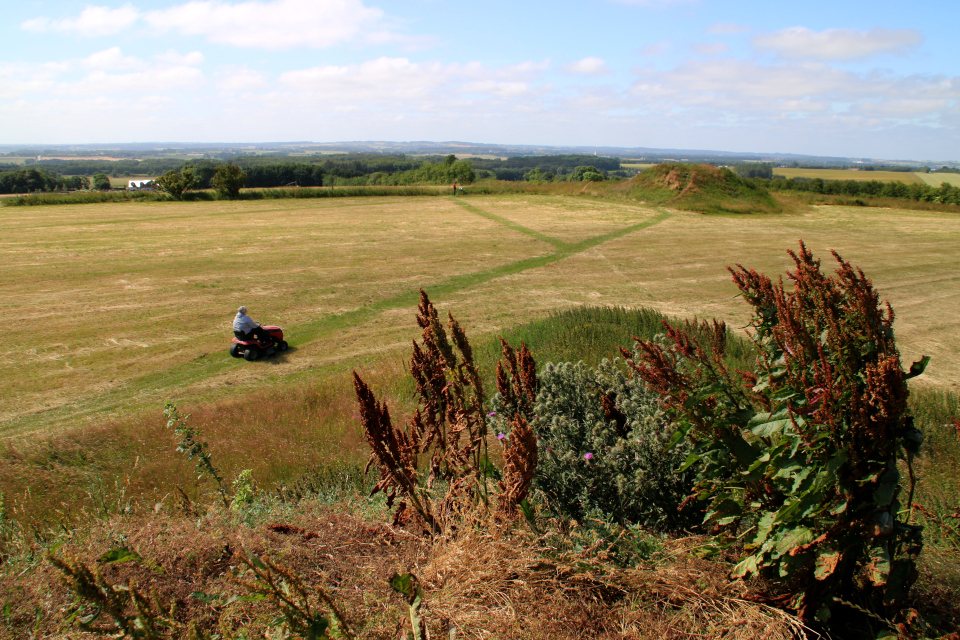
[
  {"xmin": 6, "ymin": 503, "xmax": 428, "ymax": 639},
  {"xmin": 419, "ymin": 525, "xmax": 813, "ymax": 640},
  {"xmin": 6, "ymin": 492, "xmax": 821, "ymax": 640}
]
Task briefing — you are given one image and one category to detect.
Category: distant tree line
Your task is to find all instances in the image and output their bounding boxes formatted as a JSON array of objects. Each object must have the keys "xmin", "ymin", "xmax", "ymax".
[
  {"xmin": 0, "ymin": 168, "xmax": 89, "ymax": 194},
  {"xmin": 732, "ymin": 162, "xmax": 774, "ymax": 180},
  {"xmin": 760, "ymin": 176, "xmax": 960, "ymax": 205},
  {"xmin": 1, "ymin": 152, "xmax": 628, "ymax": 191},
  {"xmin": 465, "ymin": 154, "xmax": 621, "ymax": 181}
]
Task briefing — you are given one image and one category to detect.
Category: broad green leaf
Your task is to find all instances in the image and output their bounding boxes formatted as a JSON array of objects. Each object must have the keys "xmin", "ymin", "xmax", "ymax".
[
  {"xmin": 678, "ymin": 453, "xmax": 704, "ymax": 472},
  {"xmin": 99, "ymin": 547, "xmax": 142, "ymax": 565},
  {"xmin": 774, "ymin": 527, "xmax": 814, "ymax": 558},
  {"xmin": 731, "ymin": 555, "xmax": 759, "ymax": 578},
  {"xmin": 865, "ymin": 546, "xmax": 891, "ymax": 586},
  {"xmin": 389, "ymin": 573, "xmax": 420, "ymax": 600},
  {"xmin": 814, "ymin": 549, "xmax": 841, "ymax": 580}
]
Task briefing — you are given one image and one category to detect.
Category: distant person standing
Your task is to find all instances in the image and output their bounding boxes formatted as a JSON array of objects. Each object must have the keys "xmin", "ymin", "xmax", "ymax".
[
  {"xmin": 233, "ymin": 306, "xmax": 269, "ymax": 342},
  {"xmin": 453, "ymin": 182, "xmax": 457, "ymax": 196}
]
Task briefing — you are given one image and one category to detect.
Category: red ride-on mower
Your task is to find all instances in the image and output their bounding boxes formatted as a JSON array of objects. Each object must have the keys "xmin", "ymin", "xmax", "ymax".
[{"xmin": 230, "ymin": 325, "xmax": 288, "ymax": 361}]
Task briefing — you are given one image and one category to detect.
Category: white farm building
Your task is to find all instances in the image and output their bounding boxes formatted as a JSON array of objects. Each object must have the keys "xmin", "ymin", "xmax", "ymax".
[{"xmin": 128, "ymin": 179, "xmax": 157, "ymax": 191}]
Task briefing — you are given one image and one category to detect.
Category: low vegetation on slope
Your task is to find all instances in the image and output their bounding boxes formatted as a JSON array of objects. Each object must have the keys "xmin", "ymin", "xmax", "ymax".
[{"xmin": 619, "ymin": 162, "xmax": 784, "ymax": 214}]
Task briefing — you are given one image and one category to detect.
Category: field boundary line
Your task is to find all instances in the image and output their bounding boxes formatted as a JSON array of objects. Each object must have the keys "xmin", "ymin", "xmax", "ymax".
[{"xmin": 452, "ymin": 199, "xmax": 569, "ymax": 248}]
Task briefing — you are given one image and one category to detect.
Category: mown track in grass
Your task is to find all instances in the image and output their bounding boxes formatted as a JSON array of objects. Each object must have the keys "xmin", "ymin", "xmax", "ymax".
[{"xmin": 3, "ymin": 202, "xmax": 671, "ymax": 435}]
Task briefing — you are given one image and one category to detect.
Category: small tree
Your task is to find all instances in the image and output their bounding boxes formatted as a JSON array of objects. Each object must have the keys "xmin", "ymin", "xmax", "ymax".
[
  {"xmin": 156, "ymin": 168, "xmax": 195, "ymax": 200},
  {"xmin": 92, "ymin": 173, "xmax": 111, "ymax": 191},
  {"xmin": 212, "ymin": 164, "xmax": 247, "ymax": 199}
]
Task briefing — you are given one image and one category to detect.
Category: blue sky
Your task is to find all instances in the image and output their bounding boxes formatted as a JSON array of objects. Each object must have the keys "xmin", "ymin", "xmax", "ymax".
[{"xmin": 2, "ymin": 0, "xmax": 958, "ymax": 161}]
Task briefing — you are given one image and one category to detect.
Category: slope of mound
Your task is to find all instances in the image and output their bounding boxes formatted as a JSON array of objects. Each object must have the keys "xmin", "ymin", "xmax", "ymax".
[{"xmin": 619, "ymin": 162, "xmax": 783, "ymax": 214}]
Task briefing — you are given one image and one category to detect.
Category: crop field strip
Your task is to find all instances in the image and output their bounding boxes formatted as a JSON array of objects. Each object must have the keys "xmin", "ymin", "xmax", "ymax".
[
  {"xmin": 915, "ymin": 172, "xmax": 960, "ymax": 187},
  {"xmin": 1, "ymin": 196, "xmax": 671, "ymax": 435},
  {"xmin": 774, "ymin": 167, "xmax": 925, "ymax": 183}
]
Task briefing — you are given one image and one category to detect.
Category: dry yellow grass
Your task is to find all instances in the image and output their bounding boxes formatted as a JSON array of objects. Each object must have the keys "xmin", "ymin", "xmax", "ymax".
[
  {"xmin": 916, "ymin": 172, "xmax": 960, "ymax": 187},
  {"xmin": 3, "ymin": 195, "xmax": 958, "ymax": 439},
  {"xmin": 775, "ymin": 167, "xmax": 923, "ymax": 183}
]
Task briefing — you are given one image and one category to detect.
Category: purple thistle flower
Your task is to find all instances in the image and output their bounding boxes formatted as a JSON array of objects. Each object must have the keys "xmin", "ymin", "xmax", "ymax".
[
  {"xmin": 546, "ymin": 446, "xmax": 553, "ymax": 453},
  {"xmin": 487, "ymin": 411, "xmax": 497, "ymax": 417},
  {"xmin": 497, "ymin": 433, "xmax": 506, "ymax": 441},
  {"xmin": 584, "ymin": 452, "xmax": 594, "ymax": 461}
]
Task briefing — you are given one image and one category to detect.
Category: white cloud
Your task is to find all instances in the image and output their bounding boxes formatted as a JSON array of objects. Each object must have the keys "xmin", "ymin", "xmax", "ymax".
[
  {"xmin": 753, "ymin": 27, "xmax": 923, "ymax": 61},
  {"xmin": 62, "ymin": 67, "xmax": 206, "ymax": 96},
  {"xmin": 278, "ymin": 57, "xmax": 549, "ymax": 106},
  {"xmin": 82, "ymin": 47, "xmax": 142, "ymax": 71},
  {"xmin": 217, "ymin": 67, "xmax": 270, "ymax": 91},
  {"xmin": 143, "ymin": 0, "xmax": 412, "ymax": 50},
  {"xmin": 20, "ymin": 5, "xmax": 140, "ymax": 37},
  {"xmin": 154, "ymin": 50, "xmax": 206, "ymax": 66},
  {"xmin": 705, "ymin": 22, "xmax": 749, "ymax": 35},
  {"xmin": 629, "ymin": 58, "xmax": 959, "ymax": 118},
  {"xmin": 692, "ymin": 42, "xmax": 728, "ymax": 56},
  {"xmin": 564, "ymin": 57, "xmax": 610, "ymax": 75}
]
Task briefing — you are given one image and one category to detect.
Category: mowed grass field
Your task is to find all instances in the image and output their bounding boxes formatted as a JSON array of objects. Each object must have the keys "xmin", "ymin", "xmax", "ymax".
[
  {"xmin": 4, "ymin": 194, "xmax": 959, "ymax": 440},
  {"xmin": 775, "ymin": 167, "xmax": 925, "ymax": 183},
  {"xmin": 916, "ymin": 172, "xmax": 960, "ymax": 187}
]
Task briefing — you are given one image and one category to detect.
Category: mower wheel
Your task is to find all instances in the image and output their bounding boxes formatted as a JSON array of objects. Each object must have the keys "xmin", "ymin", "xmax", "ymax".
[
  {"xmin": 277, "ymin": 340, "xmax": 288, "ymax": 352},
  {"xmin": 244, "ymin": 346, "xmax": 259, "ymax": 361},
  {"xmin": 229, "ymin": 343, "xmax": 243, "ymax": 358}
]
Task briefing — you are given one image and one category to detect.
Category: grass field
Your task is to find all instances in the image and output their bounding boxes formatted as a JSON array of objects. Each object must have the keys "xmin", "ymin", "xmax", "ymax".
[
  {"xmin": 917, "ymin": 172, "xmax": 960, "ymax": 187},
  {"xmin": 775, "ymin": 167, "xmax": 924, "ymax": 183},
  {"xmin": 4, "ymin": 194, "xmax": 959, "ymax": 439}
]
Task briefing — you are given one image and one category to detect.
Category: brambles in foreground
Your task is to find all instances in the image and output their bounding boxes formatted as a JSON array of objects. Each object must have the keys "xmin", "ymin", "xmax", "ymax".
[{"xmin": 627, "ymin": 241, "xmax": 927, "ymax": 624}]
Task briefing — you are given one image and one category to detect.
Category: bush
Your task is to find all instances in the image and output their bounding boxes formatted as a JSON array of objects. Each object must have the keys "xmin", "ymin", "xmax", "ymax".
[
  {"xmin": 211, "ymin": 164, "xmax": 246, "ymax": 199},
  {"xmin": 92, "ymin": 173, "xmax": 111, "ymax": 191},
  {"xmin": 492, "ymin": 359, "xmax": 699, "ymax": 532}
]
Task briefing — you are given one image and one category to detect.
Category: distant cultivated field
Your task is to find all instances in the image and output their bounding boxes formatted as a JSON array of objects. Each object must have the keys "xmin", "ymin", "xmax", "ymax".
[
  {"xmin": 775, "ymin": 168, "xmax": 924, "ymax": 183},
  {"xmin": 622, "ymin": 163, "xmax": 656, "ymax": 170},
  {"xmin": 916, "ymin": 172, "xmax": 960, "ymax": 187},
  {"xmin": 3, "ymin": 195, "xmax": 958, "ymax": 437}
]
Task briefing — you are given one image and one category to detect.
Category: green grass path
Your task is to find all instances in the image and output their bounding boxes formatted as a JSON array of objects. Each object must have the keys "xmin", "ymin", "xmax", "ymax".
[{"xmin": 9, "ymin": 201, "xmax": 672, "ymax": 434}]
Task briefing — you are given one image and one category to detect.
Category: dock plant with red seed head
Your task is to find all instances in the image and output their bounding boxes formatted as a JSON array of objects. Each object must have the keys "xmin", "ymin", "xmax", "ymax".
[{"xmin": 625, "ymin": 241, "xmax": 928, "ymax": 624}]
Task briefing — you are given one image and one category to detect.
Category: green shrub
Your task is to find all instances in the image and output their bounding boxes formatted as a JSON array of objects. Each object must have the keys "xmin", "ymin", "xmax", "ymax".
[{"xmin": 493, "ymin": 359, "xmax": 699, "ymax": 532}]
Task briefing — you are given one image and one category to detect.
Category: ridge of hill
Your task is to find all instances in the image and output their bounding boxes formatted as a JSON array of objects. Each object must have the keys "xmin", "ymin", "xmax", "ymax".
[{"xmin": 620, "ymin": 162, "xmax": 784, "ymax": 214}]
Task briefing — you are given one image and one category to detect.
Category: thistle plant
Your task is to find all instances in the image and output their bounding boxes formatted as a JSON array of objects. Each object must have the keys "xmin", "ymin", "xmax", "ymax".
[
  {"xmin": 164, "ymin": 402, "xmax": 230, "ymax": 509},
  {"xmin": 494, "ymin": 359, "xmax": 697, "ymax": 531},
  {"xmin": 625, "ymin": 241, "xmax": 927, "ymax": 622}
]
